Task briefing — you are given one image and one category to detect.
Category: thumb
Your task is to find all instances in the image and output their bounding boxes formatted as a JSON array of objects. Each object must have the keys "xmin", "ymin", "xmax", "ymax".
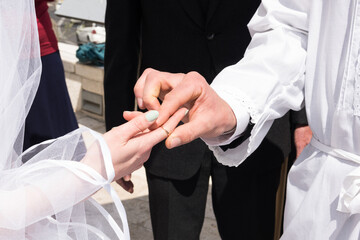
[
  {"xmin": 165, "ymin": 119, "xmax": 204, "ymax": 149},
  {"xmin": 121, "ymin": 110, "xmax": 159, "ymax": 140}
]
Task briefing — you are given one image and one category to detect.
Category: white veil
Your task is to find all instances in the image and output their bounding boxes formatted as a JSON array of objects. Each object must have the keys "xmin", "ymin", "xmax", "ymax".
[{"xmin": 0, "ymin": 1, "xmax": 129, "ymax": 239}]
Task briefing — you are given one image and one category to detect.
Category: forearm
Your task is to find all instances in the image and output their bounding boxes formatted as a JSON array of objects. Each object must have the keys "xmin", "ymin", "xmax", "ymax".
[
  {"xmin": 0, "ymin": 128, "xmax": 114, "ymax": 230},
  {"xmin": 207, "ymin": 0, "xmax": 310, "ymax": 166},
  {"xmin": 0, "ymin": 161, "xmax": 104, "ymax": 230}
]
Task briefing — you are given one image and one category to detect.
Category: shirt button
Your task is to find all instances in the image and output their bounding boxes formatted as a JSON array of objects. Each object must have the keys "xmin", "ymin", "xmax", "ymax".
[{"xmin": 207, "ymin": 33, "xmax": 215, "ymax": 40}]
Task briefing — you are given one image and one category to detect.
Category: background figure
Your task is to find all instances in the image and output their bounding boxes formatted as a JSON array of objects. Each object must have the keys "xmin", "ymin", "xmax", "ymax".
[
  {"xmin": 104, "ymin": 1, "xmax": 309, "ymax": 239},
  {"xmin": 24, "ymin": 0, "xmax": 78, "ymax": 151}
]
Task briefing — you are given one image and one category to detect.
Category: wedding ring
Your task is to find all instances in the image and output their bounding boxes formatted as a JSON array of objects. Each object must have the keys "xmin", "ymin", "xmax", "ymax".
[{"xmin": 161, "ymin": 126, "xmax": 170, "ymax": 136}]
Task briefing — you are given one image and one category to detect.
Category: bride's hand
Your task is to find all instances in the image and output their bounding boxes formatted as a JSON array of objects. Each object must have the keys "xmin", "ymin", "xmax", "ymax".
[{"xmin": 103, "ymin": 108, "xmax": 188, "ymax": 181}]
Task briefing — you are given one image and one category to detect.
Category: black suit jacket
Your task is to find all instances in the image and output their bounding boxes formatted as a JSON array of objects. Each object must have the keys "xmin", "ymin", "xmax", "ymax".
[{"xmin": 104, "ymin": 0, "xmax": 306, "ymax": 180}]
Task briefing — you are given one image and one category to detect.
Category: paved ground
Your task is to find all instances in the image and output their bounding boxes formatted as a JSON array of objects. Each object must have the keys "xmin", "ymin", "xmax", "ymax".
[{"xmin": 74, "ymin": 112, "xmax": 221, "ymax": 239}]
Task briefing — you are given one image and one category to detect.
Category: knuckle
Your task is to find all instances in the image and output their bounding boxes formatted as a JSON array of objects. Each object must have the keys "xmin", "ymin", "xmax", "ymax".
[
  {"xmin": 184, "ymin": 72, "xmax": 206, "ymax": 89},
  {"xmin": 187, "ymin": 71, "xmax": 200, "ymax": 77},
  {"xmin": 133, "ymin": 84, "xmax": 140, "ymax": 95},
  {"xmin": 147, "ymin": 71, "xmax": 158, "ymax": 83},
  {"xmin": 131, "ymin": 117, "xmax": 146, "ymax": 132},
  {"xmin": 111, "ymin": 126, "xmax": 119, "ymax": 131},
  {"xmin": 143, "ymin": 96, "xmax": 159, "ymax": 110},
  {"xmin": 187, "ymin": 71, "xmax": 204, "ymax": 82},
  {"xmin": 111, "ymin": 125, "xmax": 125, "ymax": 136},
  {"xmin": 144, "ymin": 68, "xmax": 154, "ymax": 74}
]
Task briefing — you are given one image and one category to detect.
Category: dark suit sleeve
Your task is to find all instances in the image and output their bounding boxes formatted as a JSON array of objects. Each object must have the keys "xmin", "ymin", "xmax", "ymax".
[
  {"xmin": 104, "ymin": 0, "xmax": 141, "ymax": 131},
  {"xmin": 290, "ymin": 108, "xmax": 308, "ymax": 127}
]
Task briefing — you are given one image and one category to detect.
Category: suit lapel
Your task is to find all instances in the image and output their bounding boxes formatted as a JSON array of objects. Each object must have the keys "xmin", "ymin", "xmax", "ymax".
[
  {"xmin": 206, "ymin": 0, "xmax": 221, "ymax": 25},
  {"xmin": 177, "ymin": 0, "xmax": 205, "ymax": 29}
]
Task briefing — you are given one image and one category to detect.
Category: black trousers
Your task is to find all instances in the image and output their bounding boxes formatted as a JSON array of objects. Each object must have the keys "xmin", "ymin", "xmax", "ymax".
[
  {"xmin": 146, "ymin": 143, "xmax": 283, "ymax": 240},
  {"xmin": 23, "ymin": 51, "xmax": 78, "ymax": 151}
]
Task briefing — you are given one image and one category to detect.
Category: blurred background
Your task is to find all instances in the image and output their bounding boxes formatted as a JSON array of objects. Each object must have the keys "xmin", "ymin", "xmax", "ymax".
[{"xmin": 49, "ymin": 0, "xmax": 105, "ymax": 45}]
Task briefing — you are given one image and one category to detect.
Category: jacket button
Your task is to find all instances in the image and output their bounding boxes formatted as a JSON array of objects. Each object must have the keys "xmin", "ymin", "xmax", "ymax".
[{"xmin": 207, "ymin": 33, "xmax": 215, "ymax": 40}]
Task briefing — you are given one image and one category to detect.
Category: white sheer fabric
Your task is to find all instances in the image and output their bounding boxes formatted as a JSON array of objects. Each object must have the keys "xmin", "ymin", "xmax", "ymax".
[{"xmin": 0, "ymin": 1, "xmax": 129, "ymax": 239}]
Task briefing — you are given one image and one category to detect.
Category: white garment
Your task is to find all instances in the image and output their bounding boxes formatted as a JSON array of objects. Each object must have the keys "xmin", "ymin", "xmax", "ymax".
[
  {"xmin": 207, "ymin": 0, "xmax": 360, "ymax": 239},
  {"xmin": 0, "ymin": 1, "xmax": 129, "ymax": 239}
]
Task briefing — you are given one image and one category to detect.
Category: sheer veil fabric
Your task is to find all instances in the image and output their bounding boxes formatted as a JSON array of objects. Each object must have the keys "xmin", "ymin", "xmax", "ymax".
[{"xmin": 0, "ymin": 1, "xmax": 129, "ymax": 239}]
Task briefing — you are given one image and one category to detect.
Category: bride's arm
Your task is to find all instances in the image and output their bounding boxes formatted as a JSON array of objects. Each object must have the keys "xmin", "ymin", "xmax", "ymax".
[{"xmin": 0, "ymin": 109, "xmax": 187, "ymax": 230}]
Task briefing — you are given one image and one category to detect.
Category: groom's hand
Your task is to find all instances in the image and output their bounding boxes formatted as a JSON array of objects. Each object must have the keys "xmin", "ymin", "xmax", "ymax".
[{"xmin": 134, "ymin": 68, "xmax": 237, "ymax": 149}]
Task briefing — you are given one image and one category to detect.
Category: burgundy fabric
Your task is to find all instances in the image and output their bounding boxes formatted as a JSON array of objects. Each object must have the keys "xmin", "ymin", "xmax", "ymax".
[{"xmin": 35, "ymin": 0, "xmax": 58, "ymax": 56}]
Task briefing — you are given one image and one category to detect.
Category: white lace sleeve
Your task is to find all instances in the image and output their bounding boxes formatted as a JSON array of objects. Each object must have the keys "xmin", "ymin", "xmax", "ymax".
[{"xmin": 208, "ymin": 0, "xmax": 310, "ymax": 166}]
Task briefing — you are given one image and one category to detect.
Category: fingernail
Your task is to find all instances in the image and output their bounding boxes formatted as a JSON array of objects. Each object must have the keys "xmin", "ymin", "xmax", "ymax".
[
  {"xmin": 169, "ymin": 137, "xmax": 182, "ymax": 148},
  {"xmin": 137, "ymin": 98, "xmax": 143, "ymax": 108},
  {"xmin": 185, "ymin": 109, "xmax": 189, "ymax": 116},
  {"xmin": 145, "ymin": 110, "xmax": 159, "ymax": 122}
]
